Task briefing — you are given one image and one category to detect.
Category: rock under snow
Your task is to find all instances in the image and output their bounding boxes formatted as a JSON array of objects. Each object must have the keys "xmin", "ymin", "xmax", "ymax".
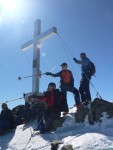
[{"xmin": 75, "ymin": 98, "xmax": 113, "ymax": 125}]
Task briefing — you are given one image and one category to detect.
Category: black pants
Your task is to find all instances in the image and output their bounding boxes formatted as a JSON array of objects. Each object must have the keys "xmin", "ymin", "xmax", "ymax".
[
  {"xmin": 79, "ymin": 73, "xmax": 91, "ymax": 103},
  {"xmin": 44, "ymin": 110, "xmax": 61, "ymax": 131},
  {"xmin": 61, "ymin": 85, "xmax": 80, "ymax": 105},
  {"xmin": 37, "ymin": 109, "xmax": 60, "ymax": 132}
]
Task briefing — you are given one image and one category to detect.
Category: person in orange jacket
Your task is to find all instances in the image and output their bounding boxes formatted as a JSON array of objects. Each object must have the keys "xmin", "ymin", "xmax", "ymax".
[{"xmin": 46, "ymin": 63, "xmax": 81, "ymax": 109}]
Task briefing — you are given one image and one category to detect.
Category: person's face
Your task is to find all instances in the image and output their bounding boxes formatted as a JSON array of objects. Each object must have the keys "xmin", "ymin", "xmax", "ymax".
[
  {"xmin": 28, "ymin": 98, "xmax": 32, "ymax": 102},
  {"xmin": 48, "ymin": 85, "xmax": 55, "ymax": 91},
  {"xmin": 80, "ymin": 54, "xmax": 85, "ymax": 60},
  {"xmin": 2, "ymin": 104, "xmax": 7, "ymax": 111},
  {"xmin": 62, "ymin": 65, "xmax": 67, "ymax": 70}
]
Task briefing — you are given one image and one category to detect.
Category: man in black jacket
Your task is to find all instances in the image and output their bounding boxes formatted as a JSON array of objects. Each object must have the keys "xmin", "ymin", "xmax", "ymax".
[{"xmin": 0, "ymin": 103, "xmax": 15, "ymax": 130}]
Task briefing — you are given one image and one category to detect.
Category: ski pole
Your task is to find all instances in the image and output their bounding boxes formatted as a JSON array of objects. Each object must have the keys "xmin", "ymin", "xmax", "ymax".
[
  {"xmin": 0, "ymin": 97, "xmax": 23, "ymax": 105},
  {"xmin": 50, "ymin": 66, "xmax": 57, "ymax": 72},
  {"xmin": 18, "ymin": 65, "xmax": 57, "ymax": 80},
  {"xmin": 18, "ymin": 73, "xmax": 46, "ymax": 80}
]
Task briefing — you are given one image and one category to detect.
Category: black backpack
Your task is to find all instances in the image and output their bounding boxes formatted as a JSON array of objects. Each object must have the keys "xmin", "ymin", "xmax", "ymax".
[
  {"xmin": 12, "ymin": 105, "xmax": 26, "ymax": 116},
  {"xmin": 88, "ymin": 62, "xmax": 96, "ymax": 76},
  {"xmin": 53, "ymin": 90, "xmax": 62, "ymax": 109},
  {"xmin": 53, "ymin": 89, "xmax": 68, "ymax": 112},
  {"xmin": 12, "ymin": 105, "xmax": 31, "ymax": 123}
]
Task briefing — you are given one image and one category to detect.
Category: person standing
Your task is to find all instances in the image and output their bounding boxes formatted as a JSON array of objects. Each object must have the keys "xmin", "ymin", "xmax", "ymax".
[
  {"xmin": 73, "ymin": 53, "xmax": 94, "ymax": 106},
  {"xmin": 46, "ymin": 63, "xmax": 81, "ymax": 109}
]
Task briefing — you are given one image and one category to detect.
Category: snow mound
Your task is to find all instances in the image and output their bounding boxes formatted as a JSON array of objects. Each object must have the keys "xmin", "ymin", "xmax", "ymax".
[{"xmin": 0, "ymin": 107, "xmax": 113, "ymax": 150}]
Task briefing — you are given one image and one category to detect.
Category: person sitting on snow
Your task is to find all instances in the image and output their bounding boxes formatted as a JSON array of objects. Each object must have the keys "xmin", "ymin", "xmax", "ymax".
[
  {"xmin": 24, "ymin": 96, "xmax": 38, "ymax": 121},
  {"xmin": 0, "ymin": 103, "xmax": 15, "ymax": 132},
  {"xmin": 31, "ymin": 82, "xmax": 69, "ymax": 134}
]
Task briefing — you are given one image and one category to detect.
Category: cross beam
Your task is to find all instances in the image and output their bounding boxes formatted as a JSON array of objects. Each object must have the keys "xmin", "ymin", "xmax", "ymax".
[{"xmin": 21, "ymin": 19, "xmax": 57, "ymax": 93}]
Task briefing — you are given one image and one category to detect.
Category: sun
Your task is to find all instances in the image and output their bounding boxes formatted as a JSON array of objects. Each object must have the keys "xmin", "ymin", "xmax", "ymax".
[
  {"xmin": 0, "ymin": 0, "xmax": 18, "ymax": 13},
  {"xmin": 0, "ymin": 0, "xmax": 20, "ymax": 24}
]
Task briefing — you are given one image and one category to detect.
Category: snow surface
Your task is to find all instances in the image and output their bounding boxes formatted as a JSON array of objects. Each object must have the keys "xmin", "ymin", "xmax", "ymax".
[{"xmin": 0, "ymin": 107, "xmax": 113, "ymax": 150}]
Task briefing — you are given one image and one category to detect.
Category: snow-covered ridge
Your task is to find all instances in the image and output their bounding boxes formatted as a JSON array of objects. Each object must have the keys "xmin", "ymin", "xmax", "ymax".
[{"xmin": 0, "ymin": 107, "xmax": 113, "ymax": 150}]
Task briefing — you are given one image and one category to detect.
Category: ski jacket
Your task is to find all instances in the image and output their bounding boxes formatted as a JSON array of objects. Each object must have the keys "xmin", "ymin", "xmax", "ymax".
[
  {"xmin": 34, "ymin": 89, "xmax": 68, "ymax": 112},
  {"xmin": 1, "ymin": 108, "xmax": 15, "ymax": 128},
  {"xmin": 76, "ymin": 57, "xmax": 91, "ymax": 74}
]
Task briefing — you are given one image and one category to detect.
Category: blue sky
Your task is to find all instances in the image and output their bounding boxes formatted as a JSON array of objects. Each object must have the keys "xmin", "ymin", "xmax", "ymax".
[{"xmin": 0, "ymin": 0, "xmax": 113, "ymax": 110}]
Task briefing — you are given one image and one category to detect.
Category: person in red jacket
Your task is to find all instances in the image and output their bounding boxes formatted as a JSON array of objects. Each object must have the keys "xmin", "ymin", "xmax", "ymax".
[{"xmin": 32, "ymin": 82, "xmax": 68, "ymax": 134}]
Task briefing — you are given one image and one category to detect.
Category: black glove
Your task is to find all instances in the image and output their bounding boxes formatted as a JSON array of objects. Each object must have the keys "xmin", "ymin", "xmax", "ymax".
[
  {"xmin": 73, "ymin": 58, "xmax": 77, "ymax": 62},
  {"xmin": 45, "ymin": 72, "xmax": 52, "ymax": 75},
  {"xmin": 23, "ymin": 93, "xmax": 26, "ymax": 97}
]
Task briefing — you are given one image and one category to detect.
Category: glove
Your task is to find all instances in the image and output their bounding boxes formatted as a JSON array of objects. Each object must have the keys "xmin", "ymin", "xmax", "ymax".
[
  {"xmin": 73, "ymin": 58, "xmax": 77, "ymax": 62},
  {"xmin": 45, "ymin": 72, "xmax": 52, "ymax": 75},
  {"xmin": 23, "ymin": 93, "xmax": 26, "ymax": 97}
]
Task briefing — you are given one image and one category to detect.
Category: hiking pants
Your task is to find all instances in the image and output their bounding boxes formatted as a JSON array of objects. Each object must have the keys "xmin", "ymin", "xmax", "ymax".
[
  {"xmin": 61, "ymin": 85, "xmax": 80, "ymax": 105},
  {"xmin": 0, "ymin": 119, "xmax": 11, "ymax": 130},
  {"xmin": 44, "ymin": 110, "xmax": 61, "ymax": 131},
  {"xmin": 79, "ymin": 73, "xmax": 91, "ymax": 102}
]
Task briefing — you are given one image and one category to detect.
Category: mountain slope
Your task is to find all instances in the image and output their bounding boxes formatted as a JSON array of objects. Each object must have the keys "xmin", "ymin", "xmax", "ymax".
[{"xmin": 0, "ymin": 107, "xmax": 113, "ymax": 150}]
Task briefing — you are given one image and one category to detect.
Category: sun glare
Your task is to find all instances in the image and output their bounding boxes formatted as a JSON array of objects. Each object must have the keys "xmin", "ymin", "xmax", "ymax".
[
  {"xmin": 0, "ymin": 0, "xmax": 21, "ymax": 24},
  {"xmin": 0, "ymin": 0, "xmax": 18, "ymax": 13}
]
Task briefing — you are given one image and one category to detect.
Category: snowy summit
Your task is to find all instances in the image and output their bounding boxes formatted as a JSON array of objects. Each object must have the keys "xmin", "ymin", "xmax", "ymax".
[{"xmin": 0, "ymin": 106, "xmax": 113, "ymax": 150}]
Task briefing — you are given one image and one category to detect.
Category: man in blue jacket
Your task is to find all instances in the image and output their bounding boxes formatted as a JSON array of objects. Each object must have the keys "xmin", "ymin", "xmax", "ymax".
[{"xmin": 73, "ymin": 53, "xmax": 92, "ymax": 107}]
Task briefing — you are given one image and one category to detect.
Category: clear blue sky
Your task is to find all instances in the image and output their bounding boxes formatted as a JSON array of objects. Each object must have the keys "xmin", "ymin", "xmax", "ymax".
[{"xmin": 0, "ymin": 0, "xmax": 113, "ymax": 110}]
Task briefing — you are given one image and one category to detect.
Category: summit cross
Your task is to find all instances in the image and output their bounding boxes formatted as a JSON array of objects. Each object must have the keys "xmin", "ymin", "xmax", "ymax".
[{"xmin": 21, "ymin": 19, "xmax": 57, "ymax": 93}]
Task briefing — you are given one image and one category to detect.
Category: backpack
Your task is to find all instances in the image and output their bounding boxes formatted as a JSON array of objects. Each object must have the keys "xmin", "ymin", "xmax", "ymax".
[
  {"xmin": 61, "ymin": 70, "xmax": 71, "ymax": 84},
  {"xmin": 12, "ymin": 105, "xmax": 31, "ymax": 123},
  {"xmin": 53, "ymin": 90, "xmax": 62, "ymax": 109},
  {"xmin": 12, "ymin": 105, "xmax": 26, "ymax": 116},
  {"xmin": 88, "ymin": 62, "xmax": 96, "ymax": 76}
]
